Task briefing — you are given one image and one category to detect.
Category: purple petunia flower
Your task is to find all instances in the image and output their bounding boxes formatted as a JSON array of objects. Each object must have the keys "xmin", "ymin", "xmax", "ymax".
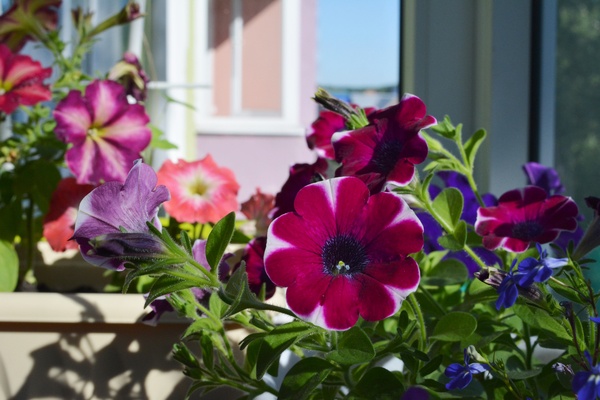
[
  {"xmin": 444, "ymin": 349, "xmax": 490, "ymax": 390},
  {"xmin": 264, "ymin": 176, "xmax": 423, "ymax": 331},
  {"xmin": 306, "ymin": 110, "xmax": 347, "ymax": 160},
  {"xmin": 417, "ymin": 171, "xmax": 499, "ymax": 275},
  {"xmin": 523, "ymin": 162, "xmax": 565, "ymax": 196},
  {"xmin": 572, "ymin": 351, "xmax": 600, "ymax": 400},
  {"xmin": 475, "ymin": 186, "xmax": 579, "ymax": 253},
  {"xmin": 72, "ymin": 160, "xmax": 170, "ymax": 270},
  {"xmin": 54, "ymin": 79, "xmax": 151, "ymax": 185},
  {"xmin": 332, "ymin": 94, "xmax": 436, "ymax": 193},
  {"xmin": 517, "ymin": 243, "xmax": 568, "ymax": 287}
]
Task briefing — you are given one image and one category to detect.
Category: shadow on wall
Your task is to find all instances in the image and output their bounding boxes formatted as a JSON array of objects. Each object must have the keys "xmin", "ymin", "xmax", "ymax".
[{"xmin": 0, "ymin": 293, "xmax": 196, "ymax": 400}]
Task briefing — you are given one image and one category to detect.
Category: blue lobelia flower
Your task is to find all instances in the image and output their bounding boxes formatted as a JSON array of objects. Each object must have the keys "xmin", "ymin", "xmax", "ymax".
[
  {"xmin": 444, "ymin": 348, "xmax": 490, "ymax": 390},
  {"xmin": 517, "ymin": 243, "xmax": 568, "ymax": 287},
  {"xmin": 496, "ymin": 260, "xmax": 522, "ymax": 310},
  {"xmin": 572, "ymin": 351, "xmax": 600, "ymax": 400}
]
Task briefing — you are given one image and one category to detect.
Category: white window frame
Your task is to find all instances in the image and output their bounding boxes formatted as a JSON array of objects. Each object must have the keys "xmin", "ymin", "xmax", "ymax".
[{"xmin": 192, "ymin": 0, "xmax": 304, "ymax": 136}]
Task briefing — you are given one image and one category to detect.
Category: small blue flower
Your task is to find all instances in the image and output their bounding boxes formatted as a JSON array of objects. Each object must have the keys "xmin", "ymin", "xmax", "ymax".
[
  {"xmin": 572, "ymin": 352, "xmax": 600, "ymax": 400},
  {"xmin": 444, "ymin": 349, "xmax": 490, "ymax": 390},
  {"xmin": 517, "ymin": 243, "xmax": 567, "ymax": 287},
  {"xmin": 496, "ymin": 260, "xmax": 521, "ymax": 310}
]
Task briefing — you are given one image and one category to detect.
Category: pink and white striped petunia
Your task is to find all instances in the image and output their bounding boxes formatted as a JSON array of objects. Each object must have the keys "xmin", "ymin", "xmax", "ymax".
[
  {"xmin": 332, "ymin": 94, "xmax": 436, "ymax": 193},
  {"xmin": 53, "ymin": 79, "xmax": 151, "ymax": 185},
  {"xmin": 264, "ymin": 176, "xmax": 423, "ymax": 331},
  {"xmin": 157, "ymin": 155, "xmax": 240, "ymax": 224},
  {"xmin": 475, "ymin": 186, "xmax": 579, "ymax": 253},
  {"xmin": 0, "ymin": 44, "xmax": 52, "ymax": 114}
]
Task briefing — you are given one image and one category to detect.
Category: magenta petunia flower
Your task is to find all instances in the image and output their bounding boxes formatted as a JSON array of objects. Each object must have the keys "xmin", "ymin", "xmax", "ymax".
[
  {"xmin": 0, "ymin": 0, "xmax": 61, "ymax": 52},
  {"xmin": 332, "ymin": 94, "xmax": 436, "ymax": 193},
  {"xmin": 306, "ymin": 110, "xmax": 347, "ymax": 160},
  {"xmin": 0, "ymin": 44, "xmax": 52, "ymax": 114},
  {"xmin": 53, "ymin": 79, "xmax": 151, "ymax": 185},
  {"xmin": 157, "ymin": 155, "xmax": 240, "ymax": 224},
  {"xmin": 241, "ymin": 188, "xmax": 275, "ymax": 236},
  {"xmin": 43, "ymin": 177, "xmax": 94, "ymax": 252},
  {"xmin": 264, "ymin": 176, "xmax": 423, "ymax": 331},
  {"xmin": 475, "ymin": 186, "xmax": 579, "ymax": 253},
  {"xmin": 108, "ymin": 51, "xmax": 149, "ymax": 102},
  {"xmin": 72, "ymin": 160, "xmax": 170, "ymax": 270}
]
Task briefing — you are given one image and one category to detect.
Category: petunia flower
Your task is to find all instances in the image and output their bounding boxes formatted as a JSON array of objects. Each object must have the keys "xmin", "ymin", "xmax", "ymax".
[
  {"xmin": 332, "ymin": 93, "xmax": 436, "ymax": 193},
  {"xmin": 264, "ymin": 176, "xmax": 423, "ymax": 331},
  {"xmin": 0, "ymin": 44, "xmax": 52, "ymax": 114},
  {"xmin": 572, "ymin": 351, "xmax": 600, "ymax": 400},
  {"xmin": 42, "ymin": 177, "xmax": 94, "ymax": 252},
  {"xmin": 234, "ymin": 237, "xmax": 276, "ymax": 299},
  {"xmin": 475, "ymin": 263, "xmax": 543, "ymax": 310},
  {"xmin": 240, "ymin": 188, "xmax": 275, "ymax": 236},
  {"xmin": 475, "ymin": 186, "xmax": 579, "ymax": 253},
  {"xmin": 444, "ymin": 348, "xmax": 490, "ymax": 390},
  {"xmin": 72, "ymin": 160, "xmax": 170, "ymax": 270},
  {"xmin": 108, "ymin": 52, "xmax": 149, "ymax": 102},
  {"xmin": 156, "ymin": 155, "xmax": 239, "ymax": 224},
  {"xmin": 523, "ymin": 162, "xmax": 583, "ymax": 251},
  {"xmin": 306, "ymin": 107, "xmax": 376, "ymax": 160},
  {"xmin": 517, "ymin": 243, "xmax": 568, "ymax": 287},
  {"xmin": 523, "ymin": 162, "xmax": 565, "ymax": 196},
  {"xmin": 271, "ymin": 158, "xmax": 329, "ymax": 219},
  {"xmin": 0, "ymin": 0, "xmax": 61, "ymax": 52},
  {"xmin": 53, "ymin": 79, "xmax": 151, "ymax": 185}
]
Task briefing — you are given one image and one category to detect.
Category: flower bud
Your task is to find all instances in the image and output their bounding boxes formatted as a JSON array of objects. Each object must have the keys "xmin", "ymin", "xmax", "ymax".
[{"xmin": 89, "ymin": 232, "xmax": 168, "ymax": 262}]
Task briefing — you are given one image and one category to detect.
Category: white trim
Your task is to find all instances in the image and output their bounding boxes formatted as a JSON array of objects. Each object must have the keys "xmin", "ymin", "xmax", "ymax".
[
  {"xmin": 127, "ymin": 0, "xmax": 146, "ymax": 56},
  {"xmin": 196, "ymin": 0, "xmax": 304, "ymax": 136},
  {"xmin": 231, "ymin": 0, "xmax": 243, "ymax": 115}
]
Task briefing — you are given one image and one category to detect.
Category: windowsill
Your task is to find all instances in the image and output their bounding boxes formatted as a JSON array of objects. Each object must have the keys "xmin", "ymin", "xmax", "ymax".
[{"xmin": 196, "ymin": 118, "xmax": 306, "ymax": 136}]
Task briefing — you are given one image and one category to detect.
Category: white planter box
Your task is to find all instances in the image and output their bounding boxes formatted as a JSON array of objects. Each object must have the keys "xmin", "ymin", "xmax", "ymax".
[{"xmin": 0, "ymin": 293, "xmax": 190, "ymax": 400}]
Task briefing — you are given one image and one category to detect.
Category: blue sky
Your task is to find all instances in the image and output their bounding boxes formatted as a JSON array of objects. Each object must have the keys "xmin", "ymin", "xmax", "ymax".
[{"xmin": 317, "ymin": 0, "xmax": 400, "ymax": 88}]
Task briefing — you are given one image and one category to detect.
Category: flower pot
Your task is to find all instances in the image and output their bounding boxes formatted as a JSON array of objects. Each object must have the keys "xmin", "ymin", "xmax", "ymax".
[{"xmin": 0, "ymin": 292, "xmax": 190, "ymax": 399}]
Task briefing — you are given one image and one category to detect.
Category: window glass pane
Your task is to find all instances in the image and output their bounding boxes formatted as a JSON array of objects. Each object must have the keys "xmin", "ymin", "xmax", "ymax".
[
  {"xmin": 555, "ymin": 0, "xmax": 600, "ymax": 221},
  {"xmin": 317, "ymin": 0, "xmax": 400, "ymax": 108}
]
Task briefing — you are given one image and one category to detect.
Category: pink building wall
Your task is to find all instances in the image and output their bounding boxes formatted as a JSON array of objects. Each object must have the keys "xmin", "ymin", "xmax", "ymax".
[{"xmin": 197, "ymin": 0, "xmax": 318, "ymax": 202}]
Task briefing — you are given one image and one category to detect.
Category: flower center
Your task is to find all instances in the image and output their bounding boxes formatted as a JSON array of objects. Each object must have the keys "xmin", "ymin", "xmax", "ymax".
[
  {"xmin": 511, "ymin": 220, "xmax": 543, "ymax": 240},
  {"xmin": 189, "ymin": 179, "xmax": 209, "ymax": 196},
  {"xmin": 0, "ymin": 88, "xmax": 5, "ymax": 96},
  {"xmin": 321, "ymin": 234, "xmax": 368, "ymax": 276},
  {"xmin": 371, "ymin": 138, "xmax": 403, "ymax": 174},
  {"xmin": 87, "ymin": 127, "xmax": 101, "ymax": 138}
]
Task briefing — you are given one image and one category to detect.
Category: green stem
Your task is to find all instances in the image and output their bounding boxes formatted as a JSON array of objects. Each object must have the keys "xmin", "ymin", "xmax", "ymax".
[
  {"xmin": 417, "ymin": 285, "xmax": 446, "ymax": 316},
  {"xmin": 408, "ymin": 293, "xmax": 427, "ymax": 353}
]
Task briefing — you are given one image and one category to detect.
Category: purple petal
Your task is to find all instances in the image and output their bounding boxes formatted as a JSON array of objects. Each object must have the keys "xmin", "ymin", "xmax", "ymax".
[
  {"xmin": 86, "ymin": 80, "xmax": 129, "ymax": 126},
  {"xmin": 523, "ymin": 162, "xmax": 564, "ymax": 195},
  {"xmin": 53, "ymin": 90, "xmax": 92, "ymax": 143}
]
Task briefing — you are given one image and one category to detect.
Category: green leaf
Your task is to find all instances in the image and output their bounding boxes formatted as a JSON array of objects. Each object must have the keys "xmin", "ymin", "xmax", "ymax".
[
  {"xmin": 145, "ymin": 274, "xmax": 205, "ymax": 307},
  {"xmin": 463, "ymin": 128, "xmax": 487, "ymax": 168},
  {"xmin": 208, "ymin": 291, "xmax": 227, "ymax": 319},
  {"xmin": 0, "ymin": 240, "xmax": 18, "ymax": 292},
  {"xmin": 206, "ymin": 212, "xmax": 236, "ymax": 271},
  {"xmin": 14, "ymin": 159, "xmax": 61, "ymax": 214},
  {"xmin": 278, "ymin": 357, "xmax": 333, "ymax": 400},
  {"xmin": 506, "ymin": 368, "xmax": 542, "ymax": 380},
  {"xmin": 199, "ymin": 334, "xmax": 214, "ymax": 371},
  {"xmin": 326, "ymin": 327, "xmax": 375, "ymax": 366},
  {"xmin": 432, "ymin": 187, "xmax": 464, "ymax": 231},
  {"xmin": 431, "ymin": 311, "xmax": 477, "ymax": 341},
  {"xmin": 0, "ymin": 200, "xmax": 22, "ymax": 241},
  {"xmin": 512, "ymin": 304, "xmax": 572, "ymax": 343},
  {"xmin": 422, "ymin": 258, "xmax": 468, "ymax": 286},
  {"xmin": 351, "ymin": 367, "xmax": 404, "ymax": 399},
  {"xmin": 255, "ymin": 321, "xmax": 317, "ymax": 379},
  {"xmin": 149, "ymin": 124, "xmax": 178, "ymax": 150},
  {"xmin": 420, "ymin": 354, "xmax": 443, "ymax": 377},
  {"xmin": 431, "ymin": 115, "xmax": 458, "ymax": 139},
  {"xmin": 437, "ymin": 220, "xmax": 467, "ymax": 251}
]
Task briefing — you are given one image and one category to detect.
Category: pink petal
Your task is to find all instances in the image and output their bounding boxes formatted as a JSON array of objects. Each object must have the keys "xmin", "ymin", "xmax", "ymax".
[
  {"xmin": 356, "ymin": 274, "xmax": 400, "ymax": 322},
  {"xmin": 86, "ymin": 80, "xmax": 129, "ymax": 126},
  {"xmin": 285, "ymin": 272, "xmax": 333, "ymax": 322},
  {"xmin": 9, "ymin": 83, "xmax": 51, "ymax": 106},
  {"xmin": 363, "ymin": 258, "xmax": 421, "ymax": 294},
  {"xmin": 53, "ymin": 90, "xmax": 92, "ymax": 142},
  {"xmin": 101, "ymin": 103, "xmax": 151, "ymax": 151},
  {"xmin": 320, "ymin": 277, "xmax": 361, "ymax": 330},
  {"xmin": 3, "ymin": 53, "xmax": 51, "ymax": 86}
]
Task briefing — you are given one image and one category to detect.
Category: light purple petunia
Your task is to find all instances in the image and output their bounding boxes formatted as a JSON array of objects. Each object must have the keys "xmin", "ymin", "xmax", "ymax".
[
  {"xmin": 475, "ymin": 186, "xmax": 578, "ymax": 253},
  {"xmin": 332, "ymin": 94, "xmax": 436, "ymax": 193},
  {"xmin": 54, "ymin": 79, "xmax": 151, "ymax": 185},
  {"xmin": 72, "ymin": 160, "xmax": 170, "ymax": 270},
  {"xmin": 264, "ymin": 176, "xmax": 423, "ymax": 331}
]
